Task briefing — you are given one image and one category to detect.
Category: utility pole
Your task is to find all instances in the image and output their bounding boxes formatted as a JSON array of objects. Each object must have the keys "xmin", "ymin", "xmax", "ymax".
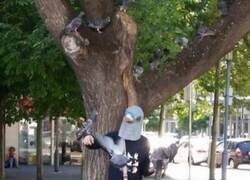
[
  {"xmin": 184, "ymin": 83, "xmax": 193, "ymax": 180},
  {"xmin": 222, "ymin": 53, "xmax": 233, "ymax": 180}
]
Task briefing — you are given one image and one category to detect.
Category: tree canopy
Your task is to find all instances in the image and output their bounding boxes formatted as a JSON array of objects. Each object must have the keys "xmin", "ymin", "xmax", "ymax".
[{"xmin": 0, "ymin": 0, "xmax": 84, "ymax": 124}]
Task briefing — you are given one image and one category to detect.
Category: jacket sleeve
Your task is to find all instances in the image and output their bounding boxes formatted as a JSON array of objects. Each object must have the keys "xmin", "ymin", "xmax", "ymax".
[{"xmin": 141, "ymin": 138, "xmax": 154, "ymax": 177}]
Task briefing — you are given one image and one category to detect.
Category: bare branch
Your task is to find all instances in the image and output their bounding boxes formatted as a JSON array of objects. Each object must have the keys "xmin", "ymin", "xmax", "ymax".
[
  {"xmin": 137, "ymin": 0, "xmax": 250, "ymax": 113},
  {"xmin": 35, "ymin": 0, "xmax": 74, "ymax": 43}
]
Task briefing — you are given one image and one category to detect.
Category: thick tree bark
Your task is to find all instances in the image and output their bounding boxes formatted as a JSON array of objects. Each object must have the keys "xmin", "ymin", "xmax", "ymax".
[
  {"xmin": 158, "ymin": 105, "xmax": 166, "ymax": 137},
  {"xmin": 35, "ymin": 0, "xmax": 250, "ymax": 179},
  {"xmin": 209, "ymin": 62, "xmax": 221, "ymax": 180},
  {"xmin": 36, "ymin": 120, "xmax": 43, "ymax": 180},
  {"xmin": 0, "ymin": 97, "xmax": 5, "ymax": 180}
]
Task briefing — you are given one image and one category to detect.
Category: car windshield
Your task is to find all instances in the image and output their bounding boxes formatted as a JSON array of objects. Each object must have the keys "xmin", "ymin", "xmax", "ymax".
[{"xmin": 238, "ymin": 141, "xmax": 250, "ymax": 152}]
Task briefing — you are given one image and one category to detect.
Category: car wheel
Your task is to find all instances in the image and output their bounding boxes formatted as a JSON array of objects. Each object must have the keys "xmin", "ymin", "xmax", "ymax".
[{"xmin": 229, "ymin": 159, "xmax": 238, "ymax": 169}]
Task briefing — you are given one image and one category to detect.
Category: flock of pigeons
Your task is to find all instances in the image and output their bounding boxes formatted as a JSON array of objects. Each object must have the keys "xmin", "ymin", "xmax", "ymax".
[{"xmin": 64, "ymin": 0, "xmax": 233, "ymax": 80}]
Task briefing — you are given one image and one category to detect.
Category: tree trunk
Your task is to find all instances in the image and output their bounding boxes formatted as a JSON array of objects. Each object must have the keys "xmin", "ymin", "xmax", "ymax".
[
  {"xmin": 0, "ymin": 96, "xmax": 5, "ymax": 180},
  {"xmin": 50, "ymin": 119, "xmax": 55, "ymax": 166},
  {"xmin": 54, "ymin": 118, "xmax": 59, "ymax": 172},
  {"xmin": 209, "ymin": 61, "xmax": 221, "ymax": 180},
  {"xmin": 80, "ymin": 147, "xmax": 85, "ymax": 180},
  {"xmin": 36, "ymin": 120, "xmax": 43, "ymax": 180},
  {"xmin": 0, "ymin": 122, "xmax": 5, "ymax": 180},
  {"xmin": 158, "ymin": 105, "xmax": 166, "ymax": 137}
]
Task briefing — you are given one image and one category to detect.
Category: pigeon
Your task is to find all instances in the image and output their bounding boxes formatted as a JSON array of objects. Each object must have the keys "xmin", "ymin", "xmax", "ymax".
[
  {"xmin": 218, "ymin": 0, "xmax": 228, "ymax": 16},
  {"xmin": 151, "ymin": 143, "xmax": 179, "ymax": 178},
  {"xmin": 218, "ymin": 0, "xmax": 234, "ymax": 16},
  {"xmin": 133, "ymin": 62, "xmax": 144, "ymax": 80},
  {"xmin": 65, "ymin": 12, "xmax": 85, "ymax": 34},
  {"xmin": 149, "ymin": 48, "xmax": 169, "ymax": 70},
  {"xmin": 175, "ymin": 36, "xmax": 189, "ymax": 48},
  {"xmin": 196, "ymin": 25, "xmax": 216, "ymax": 41},
  {"xmin": 86, "ymin": 17, "xmax": 111, "ymax": 33},
  {"xmin": 94, "ymin": 133, "xmax": 129, "ymax": 168},
  {"xmin": 76, "ymin": 111, "xmax": 97, "ymax": 141},
  {"xmin": 120, "ymin": 0, "xmax": 135, "ymax": 12}
]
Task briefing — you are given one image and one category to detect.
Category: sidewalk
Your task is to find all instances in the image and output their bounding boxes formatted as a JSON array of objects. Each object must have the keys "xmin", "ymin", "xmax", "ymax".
[
  {"xmin": 6, "ymin": 165, "xmax": 80, "ymax": 180},
  {"xmin": 5, "ymin": 165, "xmax": 172, "ymax": 180}
]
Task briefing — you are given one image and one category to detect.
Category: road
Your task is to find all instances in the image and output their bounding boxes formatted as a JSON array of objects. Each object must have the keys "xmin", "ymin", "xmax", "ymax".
[{"xmin": 145, "ymin": 162, "xmax": 250, "ymax": 180}]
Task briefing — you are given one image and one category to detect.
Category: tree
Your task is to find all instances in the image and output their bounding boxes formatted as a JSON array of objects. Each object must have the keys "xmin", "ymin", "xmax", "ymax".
[
  {"xmin": 0, "ymin": 1, "xmax": 84, "ymax": 179},
  {"xmin": 209, "ymin": 61, "xmax": 221, "ymax": 180},
  {"xmin": 35, "ymin": 0, "xmax": 250, "ymax": 179}
]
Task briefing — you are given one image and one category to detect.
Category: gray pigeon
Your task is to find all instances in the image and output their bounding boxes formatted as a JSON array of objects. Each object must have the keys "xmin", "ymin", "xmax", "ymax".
[
  {"xmin": 218, "ymin": 0, "xmax": 234, "ymax": 16},
  {"xmin": 94, "ymin": 133, "xmax": 129, "ymax": 168},
  {"xmin": 149, "ymin": 48, "xmax": 169, "ymax": 70},
  {"xmin": 76, "ymin": 111, "xmax": 97, "ymax": 141},
  {"xmin": 175, "ymin": 36, "xmax": 189, "ymax": 48},
  {"xmin": 65, "ymin": 12, "xmax": 85, "ymax": 34},
  {"xmin": 196, "ymin": 25, "xmax": 216, "ymax": 41},
  {"xmin": 120, "ymin": 0, "xmax": 135, "ymax": 12},
  {"xmin": 86, "ymin": 17, "xmax": 111, "ymax": 33},
  {"xmin": 218, "ymin": 0, "xmax": 228, "ymax": 16},
  {"xmin": 133, "ymin": 63, "xmax": 144, "ymax": 80},
  {"xmin": 151, "ymin": 143, "xmax": 179, "ymax": 178}
]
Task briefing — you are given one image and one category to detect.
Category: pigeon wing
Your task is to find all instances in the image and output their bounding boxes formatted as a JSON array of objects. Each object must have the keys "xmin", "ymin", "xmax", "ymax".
[{"xmin": 94, "ymin": 133, "xmax": 115, "ymax": 155}]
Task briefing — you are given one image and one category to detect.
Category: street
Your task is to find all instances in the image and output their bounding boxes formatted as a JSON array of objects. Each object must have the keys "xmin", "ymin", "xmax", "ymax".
[
  {"xmin": 145, "ymin": 163, "xmax": 250, "ymax": 180},
  {"xmin": 5, "ymin": 163, "xmax": 250, "ymax": 180}
]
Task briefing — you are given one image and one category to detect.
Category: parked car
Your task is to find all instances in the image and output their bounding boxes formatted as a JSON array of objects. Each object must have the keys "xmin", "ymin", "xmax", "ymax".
[
  {"xmin": 174, "ymin": 137, "xmax": 209, "ymax": 165},
  {"xmin": 215, "ymin": 138, "xmax": 250, "ymax": 168}
]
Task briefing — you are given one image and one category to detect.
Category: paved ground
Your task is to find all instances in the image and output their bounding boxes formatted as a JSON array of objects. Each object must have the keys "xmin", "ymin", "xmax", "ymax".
[
  {"xmin": 6, "ymin": 165, "xmax": 80, "ymax": 180},
  {"xmin": 5, "ymin": 163, "xmax": 250, "ymax": 180}
]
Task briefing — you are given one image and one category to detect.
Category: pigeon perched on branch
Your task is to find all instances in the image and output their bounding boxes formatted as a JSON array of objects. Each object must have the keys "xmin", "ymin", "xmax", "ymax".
[
  {"xmin": 86, "ymin": 17, "xmax": 111, "ymax": 33},
  {"xmin": 196, "ymin": 25, "xmax": 216, "ymax": 41},
  {"xmin": 120, "ymin": 0, "xmax": 135, "ymax": 12},
  {"xmin": 175, "ymin": 36, "xmax": 189, "ymax": 49},
  {"xmin": 149, "ymin": 48, "xmax": 169, "ymax": 70},
  {"xmin": 133, "ymin": 62, "xmax": 144, "ymax": 81},
  {"xmin": 64, "ymin": 12, "xmax": 85, "ymax": 34},
  {"xmin": 218, "ymin": 0, "xmax": 234, "ymax": 16}
]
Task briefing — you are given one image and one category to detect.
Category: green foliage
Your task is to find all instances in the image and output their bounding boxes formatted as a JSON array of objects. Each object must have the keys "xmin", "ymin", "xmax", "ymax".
[
  {"xmin": 129, "ymin": 0, "xmax": 218, "ymax": 66},
  {"xmin": 0, "ymin": 0, "xmax": 84, "ymax": 124},
  {"xmin": 146, "ymin": 107, "xmax": 160, "ymax": 131}
]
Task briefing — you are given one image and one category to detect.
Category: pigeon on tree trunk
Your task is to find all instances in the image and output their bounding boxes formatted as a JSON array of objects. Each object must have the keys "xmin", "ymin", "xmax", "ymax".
[
  {"xmin": 64, "ymin": 12, "xmax": 85, "ymax": 35},
  {"xmin": 196, "ymin": 24, "xmax": 216, "ymax": 41},
  {"xmin": 86, "ymin": 17, "xmax": 111, "ymax": 34}
]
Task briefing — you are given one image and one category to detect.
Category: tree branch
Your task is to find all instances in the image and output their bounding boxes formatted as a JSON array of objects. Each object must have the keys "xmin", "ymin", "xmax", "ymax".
[
  {"xmin": 35, "ymin": 0, "xmax": 74, "ymax": 44},
  {"xmin": 113, "ymin": 12, "xmax": 138, "ymax": 105},
  {"xmin": 138, "ymin": 0, "xmax": 250, "ymax": 113}
]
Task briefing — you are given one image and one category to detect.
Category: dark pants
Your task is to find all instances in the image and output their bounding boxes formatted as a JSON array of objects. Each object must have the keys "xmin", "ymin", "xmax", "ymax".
[{"xmin": 5, "ymin": 158, "xmax": 17, "ymax": 168}]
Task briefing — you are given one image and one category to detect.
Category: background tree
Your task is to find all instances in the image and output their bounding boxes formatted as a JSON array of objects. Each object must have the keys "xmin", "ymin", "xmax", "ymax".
[{"xmin": 0, "ymin": 1, "xmax": 84, "ymax": 179}]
